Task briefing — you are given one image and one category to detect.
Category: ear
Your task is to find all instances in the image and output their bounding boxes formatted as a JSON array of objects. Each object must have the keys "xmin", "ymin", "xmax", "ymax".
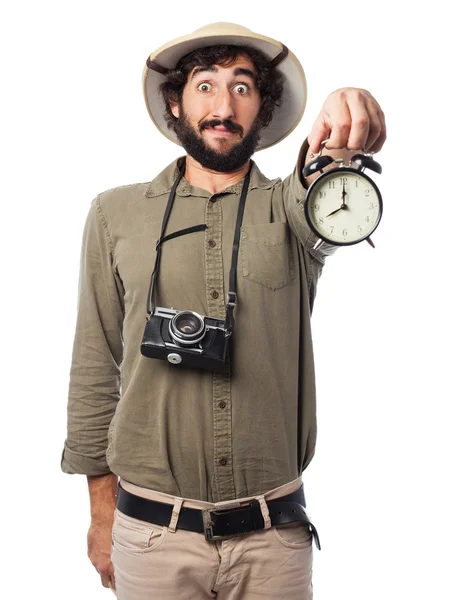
[{"xmin": 170, "ymin": 102, "xmax": 180, "ymax": 119}]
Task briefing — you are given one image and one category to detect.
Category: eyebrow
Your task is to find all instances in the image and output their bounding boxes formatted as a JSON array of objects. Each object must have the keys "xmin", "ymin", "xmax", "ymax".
[{"xmin": 190, "ymin": 66, "xmax": 256, "ymax": 82}]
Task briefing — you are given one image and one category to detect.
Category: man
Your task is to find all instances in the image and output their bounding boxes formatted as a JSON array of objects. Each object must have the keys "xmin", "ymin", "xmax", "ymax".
[{"xmin": 61, "ymin": 22, "xmax": 386, "ymax": 599}]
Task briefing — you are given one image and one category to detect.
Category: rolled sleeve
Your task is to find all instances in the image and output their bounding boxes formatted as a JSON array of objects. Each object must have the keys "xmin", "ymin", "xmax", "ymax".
[
  {"xmin": 61, "ymin": 195, "xmax": 124, "ymax": 476},
  {"xmin": 282, "ymin": 137, "xmax": 339, "ymax": 265}
]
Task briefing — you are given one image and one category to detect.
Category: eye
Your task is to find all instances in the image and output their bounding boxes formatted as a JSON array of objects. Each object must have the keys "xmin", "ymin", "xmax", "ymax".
[
  {"xmin": 234, "ymin": 83, "xmax": 249, "ymax": 95},
  {"xmin": 197, "ymin": 82, "xmax": 212, "ymax": 92}
]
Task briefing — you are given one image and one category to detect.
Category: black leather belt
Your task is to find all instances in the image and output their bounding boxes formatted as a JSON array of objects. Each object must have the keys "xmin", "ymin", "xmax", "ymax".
[{"xmin": 116, "ymin": 482, "xmax": 321, "ymax": 550}]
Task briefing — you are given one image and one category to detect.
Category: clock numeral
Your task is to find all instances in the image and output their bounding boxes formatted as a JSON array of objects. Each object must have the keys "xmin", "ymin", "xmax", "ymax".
[
  {"xmin": 369, "ymin": 202, "xmax": 375, "ymax": 210},
  {"xmin": 357, "ymin": 226, "xmax": 363, "ymax": 233},
  {"xmin": 355, "ymin": 180, "xmax": 359, "ymax": 188},
  {"xmin": 314, "ymin": 203, "xmax": 320, "ymax": 211},
  {"xmin": 365, "ymin": 189, "xmax": 370, "ymax": 197},
  {"xmin": 328, "ymin": 181, "xmax": 335, "ymax": 189},
  {"xmin": 318, "ymin": 191, "xmax": 326, "ymax": 199},
  {"xmin": 341, "ymin": 177, "xmax": 348, "ymax": 185},
  {"xmin": 366, "ymin": 216, "xmax": 370, "ymax": 223},
  {"xmin": 342, "ymin": 229, "xmax": 348, "ymax": 236},
  {"xmin": 330, "ymin": 226, "xmax": 335, "ymax": 233},
  {"xmin": 319, "ymin": 217, "xmax": 324, "ymax": 224}
]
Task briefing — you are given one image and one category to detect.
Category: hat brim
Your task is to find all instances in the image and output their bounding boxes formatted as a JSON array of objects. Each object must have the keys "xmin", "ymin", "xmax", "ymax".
[{"xmin": 142, "ymin": 29, "xmax": 307, "ymax": 151}]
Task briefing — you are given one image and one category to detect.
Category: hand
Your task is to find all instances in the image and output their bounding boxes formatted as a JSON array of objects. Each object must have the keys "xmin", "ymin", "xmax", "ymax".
[
  {"xmin": 87, "ymin": 518, "xmax": 116, "ymax": 591},
  {"xmin": 307, "ymin": 88, "xmax": 386, "ymax": 155}
]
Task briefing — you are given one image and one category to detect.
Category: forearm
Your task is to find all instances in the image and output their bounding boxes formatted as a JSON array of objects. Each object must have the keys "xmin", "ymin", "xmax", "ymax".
[{"xmin": 87, "ymin": 473, "xmax": 118, "ymax": 521}]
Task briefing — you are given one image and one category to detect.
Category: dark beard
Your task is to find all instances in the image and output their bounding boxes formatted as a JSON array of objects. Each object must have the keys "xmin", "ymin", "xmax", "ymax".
[{"xmin": 173, "ymin": 108, "xmax": 262, "ymax": 173}]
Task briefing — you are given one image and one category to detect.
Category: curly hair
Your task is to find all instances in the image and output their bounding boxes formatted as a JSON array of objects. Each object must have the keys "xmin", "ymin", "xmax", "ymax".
[{"xmin": 159, "ymin": 44, "xmax": 284, "ymax": 131}]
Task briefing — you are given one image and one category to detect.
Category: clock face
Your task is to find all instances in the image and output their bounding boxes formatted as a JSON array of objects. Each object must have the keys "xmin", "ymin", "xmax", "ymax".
[{"xmin": 305, "ymin": 168, "xmax": 382, "ymax": 245}]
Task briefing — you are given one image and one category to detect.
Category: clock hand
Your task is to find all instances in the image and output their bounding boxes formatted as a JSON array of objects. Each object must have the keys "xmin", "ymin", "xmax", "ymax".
[
  {"xmin": 326, "ymin": 204, "xmax": 349, "ymax": 218},
  {"xmin": 326, "ymin": 206, "xmax": 343, "ymax": 217},
  {"xmin": 326, "ymin": 181, "xmax": 349, "ymax": 217}
]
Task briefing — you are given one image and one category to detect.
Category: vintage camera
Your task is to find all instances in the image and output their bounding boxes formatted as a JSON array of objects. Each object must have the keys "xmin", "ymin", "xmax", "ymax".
[{"xmin": 140, "ymin": 307, "xmax": 231, "ymax": 372}]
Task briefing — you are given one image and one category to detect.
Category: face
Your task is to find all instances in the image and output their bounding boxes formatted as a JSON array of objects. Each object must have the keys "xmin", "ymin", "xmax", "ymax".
[{"xmin": 170, "ymin": 54, "xmax": 263, "ymax": 172}]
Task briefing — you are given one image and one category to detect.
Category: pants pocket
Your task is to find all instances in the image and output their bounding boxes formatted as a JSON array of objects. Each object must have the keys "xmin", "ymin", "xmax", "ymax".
[
  {"xmin": 272, "ymin": 521, "xmax": 313, "ymax": 549},
  {"xmin": 112, "ymin": 508, "xmax": 167, "ymax": 555}
]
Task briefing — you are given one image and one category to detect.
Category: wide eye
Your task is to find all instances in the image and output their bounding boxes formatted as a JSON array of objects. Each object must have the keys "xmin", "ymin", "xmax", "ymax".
[
  {"xmin": 234, "ymin": 83, "xmax": 249, "ymax": 95},
  {"xmin": 197, "ymin": 82, "xmax": 212, "ymax": 92}
]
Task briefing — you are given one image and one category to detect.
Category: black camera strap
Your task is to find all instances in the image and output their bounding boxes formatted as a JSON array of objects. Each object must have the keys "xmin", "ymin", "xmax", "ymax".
[
  {"xmin": 146, "ymin": 157, "xmax": 252, "ymax": 336},
  {"xmin": 225, "ymin": 161, "xmax": 251, "ymax": 334}
]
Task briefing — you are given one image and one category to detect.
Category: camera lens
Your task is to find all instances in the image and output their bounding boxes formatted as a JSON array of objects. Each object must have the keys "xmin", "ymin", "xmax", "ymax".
[
  {"xmin": 176, "ymin": 315, "xmax": 200, "ymax": 335},
  {"xmin": 169, "ymin": 311, "xmax": 205, "ymax": 346}
]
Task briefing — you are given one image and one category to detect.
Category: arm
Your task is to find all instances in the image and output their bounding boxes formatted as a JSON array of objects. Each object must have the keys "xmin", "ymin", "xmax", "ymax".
[
  {"xmin": 283, "ymin": 88, "xmax": 386, "ymax": 304},
  {"xmin": 61, "ymin": 195, "xmax": 124, "ymax": 476},
  {"xmin": 61, "ymin": 195, "xmax": 124, "ymax": 591},
  {"xmin": 87, "ymin": 473, "xmax": 118, "ymax": 591},
  {"xmin": 282, "ymin": 138, "xmax": 340, "ymax": 267}
]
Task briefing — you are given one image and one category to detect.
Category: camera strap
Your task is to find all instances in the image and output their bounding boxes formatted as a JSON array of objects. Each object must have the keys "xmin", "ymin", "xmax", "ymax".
[
  {"xmin": 146, "ymin": 157, "xmax": 253, "ymax": 336},
  {"xmin": 225, "ymin": 161, "xmax": 251, "ymax": 334}
]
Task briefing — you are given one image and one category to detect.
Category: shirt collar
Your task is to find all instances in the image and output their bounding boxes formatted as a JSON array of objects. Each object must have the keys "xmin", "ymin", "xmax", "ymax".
[{"xmin": 145, "ymin": 155, "xmax": 276, "ymax": 198}]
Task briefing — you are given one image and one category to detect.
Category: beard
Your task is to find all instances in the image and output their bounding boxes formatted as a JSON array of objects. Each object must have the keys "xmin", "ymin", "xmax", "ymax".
[{"xmin": 173, "ymin": 106, "xmax": 263, "ymax": 173}]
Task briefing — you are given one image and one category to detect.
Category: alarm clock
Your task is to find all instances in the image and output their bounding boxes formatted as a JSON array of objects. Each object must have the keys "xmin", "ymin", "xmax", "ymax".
[{"xmin": 303, "ymin": 141, "xmax": 383, "ymax": 249}]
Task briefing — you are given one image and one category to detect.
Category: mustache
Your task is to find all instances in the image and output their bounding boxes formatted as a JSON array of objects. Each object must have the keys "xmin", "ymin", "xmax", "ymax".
[{"xmin": 200, "ymin": 119, "xmax": 244, "ymax": 135}]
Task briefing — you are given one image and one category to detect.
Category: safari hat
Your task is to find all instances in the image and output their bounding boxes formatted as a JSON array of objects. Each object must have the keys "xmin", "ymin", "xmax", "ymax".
[{"xmin": 142, "ymin": 22, "xmax": 307, "ymax": 150}]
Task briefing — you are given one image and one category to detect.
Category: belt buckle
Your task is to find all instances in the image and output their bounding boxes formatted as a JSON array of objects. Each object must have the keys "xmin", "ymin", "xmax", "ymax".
[{"xmin": 202, "ymin": 501, "xmax": 245, "ymax": 542}]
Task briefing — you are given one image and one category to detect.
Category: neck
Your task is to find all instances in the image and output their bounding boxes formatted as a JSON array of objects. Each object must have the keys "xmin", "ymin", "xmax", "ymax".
[{"xmin": 183, "ymin": 155, "xmax": 251, "ymax": 195}]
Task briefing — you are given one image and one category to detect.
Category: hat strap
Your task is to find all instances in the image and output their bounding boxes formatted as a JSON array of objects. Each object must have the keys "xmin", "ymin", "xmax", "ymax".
[
  {"xmin": 147, "ymin": 57, "xmax": 169, "ymax": 75},
  {"xmin": 270, "ymin": 44, "xmax": 289, "ymax": 67},
  {"xmin": 146, "ymin": 42, "xmax": 289, "ymax": 75}
]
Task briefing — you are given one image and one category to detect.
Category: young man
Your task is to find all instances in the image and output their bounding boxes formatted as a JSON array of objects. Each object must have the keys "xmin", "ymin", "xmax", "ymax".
[{"xmin": 62, "ymin": 22, "xmax": 386, "ymax": 599}]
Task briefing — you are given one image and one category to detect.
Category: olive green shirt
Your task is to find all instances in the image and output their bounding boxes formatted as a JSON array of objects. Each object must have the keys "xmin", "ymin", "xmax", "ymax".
[{"xmin": 61, "ymin": 141, "xmax": 337, "ymax": 502}]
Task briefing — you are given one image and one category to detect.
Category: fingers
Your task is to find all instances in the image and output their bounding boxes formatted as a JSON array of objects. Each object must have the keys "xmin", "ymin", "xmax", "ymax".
[
  {"xmin": 346, "ymin": 93, "xmax": 372, "ymax": 151},
  {"xmin": 93, "ymin": 559, "xmax": 115, "ymax": 590},
  {"xmin": 325, "ymin": 93, "xmax": 355, "ymax": 150},
  {"xmin": 368, "ymin": 105, "xmax": 386, "ymax": 153},
  {"xmin": 309, "ymin": 89, "xmax": 386, "ymax": 154},
  {"xmin": 308, "ymin": 117, "xmax": 331, "ymax": 155}
]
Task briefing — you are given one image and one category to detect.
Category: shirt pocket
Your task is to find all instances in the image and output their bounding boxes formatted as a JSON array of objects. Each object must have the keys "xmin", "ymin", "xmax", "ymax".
[{"xmin": 240, "ymin": 222, "xmax": 295, "ymax": 291}]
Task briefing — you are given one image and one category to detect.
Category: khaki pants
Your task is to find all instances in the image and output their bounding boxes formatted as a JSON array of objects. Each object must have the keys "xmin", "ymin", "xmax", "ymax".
[{"xmin": 111, "ymin": 476, "xmax": 315, "ymax": 599}]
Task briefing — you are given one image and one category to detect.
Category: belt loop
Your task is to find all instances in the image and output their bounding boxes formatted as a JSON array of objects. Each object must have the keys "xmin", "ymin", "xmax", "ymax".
[
  {"xmin": 168, "ymin": 497, "xmax": 184, "ymax": 533},
  {"xmin": 254, "ymin": 495, "xmax": 272, "ymax": 530}
]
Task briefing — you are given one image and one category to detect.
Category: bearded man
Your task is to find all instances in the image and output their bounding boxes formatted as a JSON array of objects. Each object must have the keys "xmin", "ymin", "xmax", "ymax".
[{"xmin": 62, "ymin": 22, "xmax": 386, "ymax": 600}]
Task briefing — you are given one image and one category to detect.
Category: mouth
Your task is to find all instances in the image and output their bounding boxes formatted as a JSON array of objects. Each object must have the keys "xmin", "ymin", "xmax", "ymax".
[{"xmin": 204, "ymin": 125, "xmax": 240, "ymax": 138}]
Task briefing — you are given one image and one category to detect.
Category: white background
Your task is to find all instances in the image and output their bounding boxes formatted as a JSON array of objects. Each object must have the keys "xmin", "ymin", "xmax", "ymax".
[{"xmin": 2, "ymin": 1, "xmax": 469, "ymax": 598}]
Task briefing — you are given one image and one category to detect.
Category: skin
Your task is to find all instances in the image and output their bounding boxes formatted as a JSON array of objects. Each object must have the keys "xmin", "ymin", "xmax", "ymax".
[
  {"xmin": 168, "ymin": 55, "xmax": 386, "ymax": 192},
  {"xmin": 87, "ymin": 473, "xmax": 117, "ymax": 591},
  {"xmin": 85, "ymin": 53, "xmax": 387, "ymax": 593},
  {"xmin": 170, "ymin": 53, "xmax": 262, "ymax": 193}
]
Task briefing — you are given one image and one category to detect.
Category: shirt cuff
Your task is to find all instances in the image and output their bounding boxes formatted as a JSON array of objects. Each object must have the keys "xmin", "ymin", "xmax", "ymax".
[
  {"xmin": 296, "ymin": 137, "xmax": 311, "ymax": 190},
  {"xmin": 61, "ymin": 444, "xmax": 112, "ymax": 476}
]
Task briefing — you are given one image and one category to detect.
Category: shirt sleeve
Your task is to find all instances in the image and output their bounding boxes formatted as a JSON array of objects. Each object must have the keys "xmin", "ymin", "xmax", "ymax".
[
  {"xmin": 281, "ymin": 138, "xmax": 340, "ymax": 310},
  {"xmin": 282, "ymin": 136, "xmax": 339, "ymax": 265},
  {"xmin": 61, "ymin": 195, "xmax": 124, "ymax": 476}
]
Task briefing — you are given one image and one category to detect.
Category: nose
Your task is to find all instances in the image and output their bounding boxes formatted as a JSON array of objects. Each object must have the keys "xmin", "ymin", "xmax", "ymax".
[{"xmin": 211, "ymin": 87, "xmax": 235, "ymax": 121}]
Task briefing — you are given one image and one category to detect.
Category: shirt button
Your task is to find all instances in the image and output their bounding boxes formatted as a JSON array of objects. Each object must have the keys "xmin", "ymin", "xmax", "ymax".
[
  {"xmin": 218, "ymin": 401, "xmax": 226, "ymax": 409},
  {"xmin": 208, "ymin": 239, "xmax": 216, "ymax": 248},
  {"xmin": 210, "ymin": 197, "xmax": 218, "ymax": 203},
  {"xmin": 219, "ymin": 457, "xmax": 227, "ymax": 466},
  {"xmin": 211, "ymin": 290, "xmax": 219, "ymax": 299}
]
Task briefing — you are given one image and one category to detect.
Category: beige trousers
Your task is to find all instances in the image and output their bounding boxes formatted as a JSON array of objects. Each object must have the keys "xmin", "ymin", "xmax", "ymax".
[{"xmin": 111, "ymin": 476, "xmax": 315, "ymax": 599}]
